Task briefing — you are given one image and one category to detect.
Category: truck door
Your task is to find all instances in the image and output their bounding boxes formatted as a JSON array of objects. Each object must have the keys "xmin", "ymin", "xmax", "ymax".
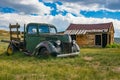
[{"xmin": 26, "ymin": 24, "xmax": 39, "ymax": 52}]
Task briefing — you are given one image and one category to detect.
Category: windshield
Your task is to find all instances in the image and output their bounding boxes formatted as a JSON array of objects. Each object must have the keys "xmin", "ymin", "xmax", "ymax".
[
  {"xmin": 39, "ymin": 25, "xmax": 49, "ymax": 33},
  {"xmin": 39, "ymin": 25, "xmax": 57, "ymax": 34}
]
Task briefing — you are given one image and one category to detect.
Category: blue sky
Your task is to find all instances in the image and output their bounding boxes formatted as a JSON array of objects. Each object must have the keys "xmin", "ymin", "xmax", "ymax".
[
  {"xmin": 80, "ymin": 10, "xmax": 120, "ymax": 20},
  {"xmin": 0, "ymin": 0, "xmax": 120, "ymax": 37}
]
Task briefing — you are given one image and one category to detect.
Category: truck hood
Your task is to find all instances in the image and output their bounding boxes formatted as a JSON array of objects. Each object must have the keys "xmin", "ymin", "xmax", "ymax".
[{"xmin": 44, "ymin": 33, "xmax": 72, "ymax": 43}]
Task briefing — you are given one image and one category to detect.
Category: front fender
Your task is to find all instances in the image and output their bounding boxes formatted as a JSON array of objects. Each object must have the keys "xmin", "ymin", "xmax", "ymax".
[
  {"xmin": 72, "ymin": 42, "xmax": 80, "ymax": 52},
  {"xmin": 32, "ymin": 41, "xmax": 58, "ymax": 55}
]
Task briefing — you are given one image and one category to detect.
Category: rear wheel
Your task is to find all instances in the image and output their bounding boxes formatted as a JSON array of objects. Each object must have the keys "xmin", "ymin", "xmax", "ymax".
[
  {"xmin": 38, "ymin": 48, "xmax": 50, "ymax": 58},
  {"xmin": 7, "ymin": 44, "xmax": 14, "ymax": 55}
]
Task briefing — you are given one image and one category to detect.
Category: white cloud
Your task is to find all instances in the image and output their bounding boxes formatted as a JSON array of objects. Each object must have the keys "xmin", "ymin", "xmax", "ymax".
[
  {"xmin": 56, "ymin": 2, "xmax": 104, "ymax": 16},
  {"xmin": 19, "ymin": 0, "xmax": 51, "ymax": 15},
  {"xmin": 0, "ymin": 0, "xmax": 51, "ymax": 15},
  {"xmin": 51, "ymin": 0, "xmax": 120, "ymax": 12},
  {"xmin": 0, "ymin": 13, "xmax": 120, "ymax": 37},
  {"xmin": 0, "ymin": 1, "xmax": 120, "ymax": 37},
  {"xmin": 57, "ymin": 3, "xmax": 81, "ymax": 16}
]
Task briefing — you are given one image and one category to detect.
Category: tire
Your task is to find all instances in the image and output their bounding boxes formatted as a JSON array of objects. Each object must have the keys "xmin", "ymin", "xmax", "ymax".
[
  {"xmin": 38, "ymin": 47, "xmax": 50, "ymax": 58},
  {"xmin": 7, "ymin": 44, "xmax": 14, "ymax": 55}
]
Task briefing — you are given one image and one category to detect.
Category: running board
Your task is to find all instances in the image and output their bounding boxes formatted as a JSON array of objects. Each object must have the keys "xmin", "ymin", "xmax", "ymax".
[
  {"xmin": 23, "ymin": 51, "xmax": 32, "ymax": 56},
  {"xmin": 57, "ymin": 52, "xmax": 79, "ymax": 58}
]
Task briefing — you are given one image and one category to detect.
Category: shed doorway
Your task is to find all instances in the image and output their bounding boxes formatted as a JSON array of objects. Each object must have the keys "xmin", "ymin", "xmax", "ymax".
[
  {"xmin": 71, "ymin": 35, "xmax": 76, "ymax": 40},
  {"xmin": 95, "ymin": 35, "xmax": 101, "ymax": 46},
  {"xmin": 102, "ymin": 34, "xmax": 107, "ymax": 47}
]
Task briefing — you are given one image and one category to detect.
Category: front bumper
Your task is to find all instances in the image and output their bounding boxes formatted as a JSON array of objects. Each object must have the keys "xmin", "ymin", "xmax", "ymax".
[{"xmin": 57, "ymin": 51, "xmax": 80, "ymax": 58}]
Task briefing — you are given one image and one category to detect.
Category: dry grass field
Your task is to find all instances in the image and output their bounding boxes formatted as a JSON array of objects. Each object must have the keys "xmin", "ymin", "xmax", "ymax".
[
  {"xmin": 0, "ymin": 30, "xmax": 9, "ymax": 54},
  {"xmin": 0, "ymin": 30, "xmax": 120, "ymax": 80}
]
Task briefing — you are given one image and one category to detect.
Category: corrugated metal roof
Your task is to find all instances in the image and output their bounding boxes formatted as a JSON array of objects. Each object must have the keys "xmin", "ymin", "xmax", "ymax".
[
  {"xmin": 64, "ymin": 22, "xmax": 114, "ymax": 35},
  {"xmin": 66, "ymin": 22, "xmax": 113, "ymax": 30},
  {"xmin": 64, "ymin": 30, "xmax": 87, "ymax": 35}
]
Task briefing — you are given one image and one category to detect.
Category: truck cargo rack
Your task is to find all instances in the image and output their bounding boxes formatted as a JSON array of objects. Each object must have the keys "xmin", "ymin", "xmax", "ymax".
[{"xmin": 9, "ymin": 23, "xmax": 21, "ymax": 41}]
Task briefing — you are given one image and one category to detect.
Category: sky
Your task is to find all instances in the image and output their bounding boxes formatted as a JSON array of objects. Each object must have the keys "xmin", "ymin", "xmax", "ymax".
[{"xmin": 0, "ymin": 0, "xmax": 120, "ymax": 37}]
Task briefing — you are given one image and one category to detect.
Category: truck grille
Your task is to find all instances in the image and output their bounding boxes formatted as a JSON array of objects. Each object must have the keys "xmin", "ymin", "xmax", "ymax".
[{"xmin": 61, "ymin": 42, "xmax": 72, "ymax": 53}]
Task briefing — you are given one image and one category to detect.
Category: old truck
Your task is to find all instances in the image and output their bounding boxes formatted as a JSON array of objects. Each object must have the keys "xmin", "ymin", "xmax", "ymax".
[{"xmin": 1, "ymin": 23, "xmax": 80, "ymax": 57}]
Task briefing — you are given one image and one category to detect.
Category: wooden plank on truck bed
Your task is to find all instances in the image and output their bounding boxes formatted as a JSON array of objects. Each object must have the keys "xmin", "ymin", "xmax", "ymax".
[
  {"xmin": 11, "ymin": 37, "xmax": 20, "ymax": 41},
  {"xmin": 1, "ymin": 40, "xmax": 20, "ymax": 44},
  {"xmin": 1, "ymin": 40, "xmax": 11, "ymax": 43},
  {"xmin": 9, "ymin": 23, "xmax": 20, "ymax": 28},
  {"xmin": 10, "ymin": 31, "xmax": 21, "ymax": 35},
  {"xmin": 9, "ymin": 25, "xmax": 20, "ymax": 28}
]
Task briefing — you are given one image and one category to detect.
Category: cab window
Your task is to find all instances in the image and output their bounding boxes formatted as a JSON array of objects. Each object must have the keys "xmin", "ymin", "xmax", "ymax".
[{"xmin": 28, "ymin": 25, "xmax": 37, "ymax": 34}]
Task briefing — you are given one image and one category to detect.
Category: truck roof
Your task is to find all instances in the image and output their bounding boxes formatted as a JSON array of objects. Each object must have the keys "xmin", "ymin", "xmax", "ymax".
[{"xmin": 27, "ymin": 23, "xmax": 55, "ymax": 27}]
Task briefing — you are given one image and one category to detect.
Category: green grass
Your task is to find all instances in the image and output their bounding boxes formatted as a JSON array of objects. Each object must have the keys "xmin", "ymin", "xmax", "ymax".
[
  {"xmin": 0, "ymin": 34, "xmax": 120, "ymax": 80},
  {"xmin": 0, "ymin": 48, "xmax": 120, "ymax": 80}
]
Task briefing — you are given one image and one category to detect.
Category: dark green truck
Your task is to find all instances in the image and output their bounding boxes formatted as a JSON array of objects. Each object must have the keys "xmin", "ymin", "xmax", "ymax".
[{"xmin": 2, "ymin": 23, "xmax": 80, "ymax": 57}]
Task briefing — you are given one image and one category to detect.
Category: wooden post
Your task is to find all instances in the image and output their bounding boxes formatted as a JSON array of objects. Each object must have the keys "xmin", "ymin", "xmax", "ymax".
[
  {"xmin": 9, "ymin": 23, "xmax": 12, "ymax": 41},
  {"xmin": 101, "ymin": 34, "xmax": 102, "ymax": 47},
  {"xmin": 107, "ymin": 33, "xmax": 109, "ymax": 45},
  {"xmin": 16, "ymin": 23, "xmax": 19, "ymax": 39},
  {"xmin": 24, "ymin": 24, "xmax": 26, "ymax": 43}
]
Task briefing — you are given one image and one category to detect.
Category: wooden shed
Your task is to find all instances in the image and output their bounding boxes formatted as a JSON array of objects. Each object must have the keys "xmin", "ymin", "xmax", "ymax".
[{"xmin": 64, "ymin": 22, "xmax": 114, "ymax": 47}]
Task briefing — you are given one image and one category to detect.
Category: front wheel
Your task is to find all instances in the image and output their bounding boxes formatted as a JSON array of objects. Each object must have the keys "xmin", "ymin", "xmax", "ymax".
[{"xmin": 38, "ymin": 48, "xmax": 50, "ymax": 58}]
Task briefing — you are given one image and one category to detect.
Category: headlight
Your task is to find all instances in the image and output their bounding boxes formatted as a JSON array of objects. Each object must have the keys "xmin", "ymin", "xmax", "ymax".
[
  {"xmin": 73, "ymin": 40, "xmax": 76, "ymax": 44},
  {"xmin": 56, "ymin": 40, "xmax": 61, "ymax": 46}
]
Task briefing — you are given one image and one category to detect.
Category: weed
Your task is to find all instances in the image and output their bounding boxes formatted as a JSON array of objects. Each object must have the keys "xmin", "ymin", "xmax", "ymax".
[{"xmin": 106, "ymin": 43, "xmax": 120, "ymax": 48}]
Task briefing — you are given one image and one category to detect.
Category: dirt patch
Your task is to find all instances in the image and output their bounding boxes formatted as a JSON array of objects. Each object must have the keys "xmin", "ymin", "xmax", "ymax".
[
  {"xmin": 112, "ymin": 67, "xmax": 120, "ymax": 73},
  {"xmin": 83, "ymin": 56, "xmax": 93, "ymax": 61},
  {"xmin": 92, "ymin": 61, "xmax": 101, "ymax": 69}
]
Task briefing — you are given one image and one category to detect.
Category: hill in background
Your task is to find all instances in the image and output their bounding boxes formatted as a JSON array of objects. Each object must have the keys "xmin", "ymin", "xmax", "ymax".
[
  {"xmin": 0, "ymin": 30, "xmax": 9, "ymax": 36},
  {"xmin": 114, "ymin": 38, "xmax": 120, "ymax": 44}
]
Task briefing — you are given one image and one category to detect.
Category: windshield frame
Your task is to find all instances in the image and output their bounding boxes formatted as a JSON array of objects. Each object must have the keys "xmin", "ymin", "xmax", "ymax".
[{"xmin": 26, "ymin": 23, "xmax": 57, "ymax": 35}]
